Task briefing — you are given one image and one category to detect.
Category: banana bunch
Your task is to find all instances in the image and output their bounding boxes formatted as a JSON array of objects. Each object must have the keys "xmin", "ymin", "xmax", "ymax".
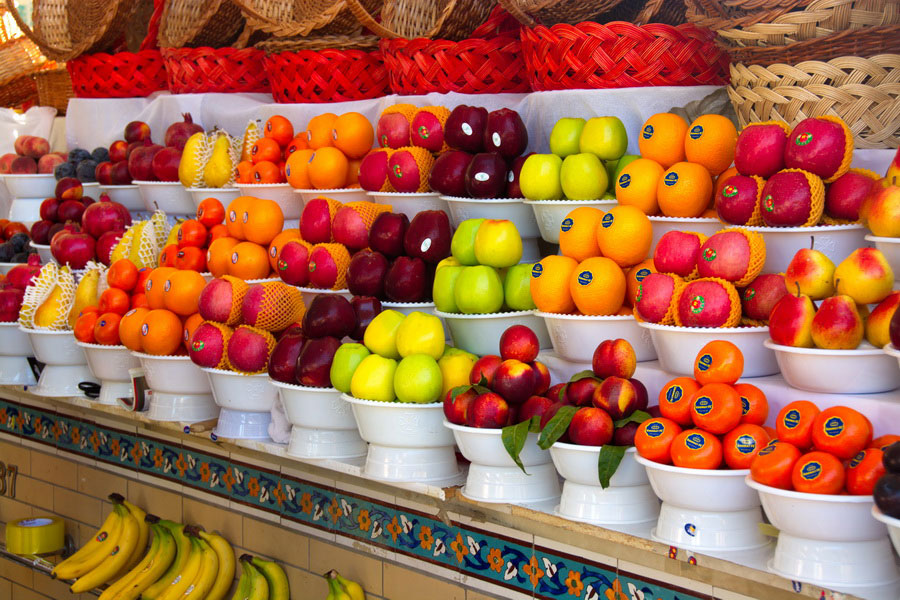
[
  {"xmin": 68, "ymin": 261, "xmax": 105, "ymax": 327},
  {"xmin": 18, "ymin": 262, "xmax": 76, "ymax": 330},
  {"xmin": 110, "ymin": 211, "xmax": 171, "ymax": 269},
  {"xmin": 233, "ymin": 554, "xmax": 290, "ymax": 600},
  {"xmin": 324, "ymin": 569, "xmax": 365, "ymax": 600}
]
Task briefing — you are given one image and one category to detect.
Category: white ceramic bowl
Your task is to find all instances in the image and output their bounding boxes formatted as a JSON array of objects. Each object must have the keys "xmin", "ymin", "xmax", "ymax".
[
  {"xmin": 551, "ymin": 444, "xmax": 648, "ymax": 488},
  {"xmin": 648, "ymin": 216, "xmax": 723, "ymax": 253},
  {"xmin": 0, "ymin": 322, "xmax": 33, "ymax": 357},
  {"xmin": 82, "ymin": 182, "xmax": 99, "ymax": 195},
  {"xmin": 188, "ymin": 187, "xmax": 241, "ymax": 209},
  {"xmin": 434, "ymin": 309, "xmax": 551, "ymax": 357},
  {"xmin": 638, "ymin": 322, "xmax": 778, "ymax": 377},
  {"xmin": 23, "ymin": 328, "xmax": 84, "ymax": 366},
  {"xmin": 367, "ymin": 191, "xmax": 448, "ymax": 220},
  {"xmin": 873, "ymin": 506, "xmax": 900, "ymax": 557},
  {"xmin": 213, "ymin": 408, "xmax": 271, "ymax": 440},
  {"xmin": 7, "ymin": 197, "xmax": 43, "ymax": 225},
  {"xmin": 77, "ymin": 343, "xmax": 140, "ymax": 405},
  {"xmin": 98, "ymin": 185, "xmax": 144, "ymax": 212},
  {"xmin": 29, "ymin": 243, "xmax": 53, "ymax": 264},
  {"xmin": 0, "ymin": 322, "xmax": 36, "ymax": 385},
  {"xmin": 0, "ymin": 262, "xmax": 15, "ymax": 275},
  {"xmin": 866, "ymin": 235, "xmax": 900, "ymax": 282},
  {"xmin": 440, "ymin": 196, "xmax": 539, "ymax": 238},
  {"xmin": 271, "ymin": 381, "xmax": 365, "ymax": 458},
  {"xmin": 135, "ymin": 181, "xmax": 194, "ymax": 214},
  {"xmin": 133, "ymin": 352, "xmax": 217, "ymax": 422},
  {"xmin": 2, "ymin": 174, "xmax": 56, "ymax": 198},
  {"xmin": 293, "ymin": 188, "xmax": 369, "ymax": 206},
  {"xmin": 638, "ymin": 456, "xmax": 759, "ymax": 512},
  {"xmin": 382, "ymin": 301, "xmax": 435, "ymax": 316},
  {"xmin": 203, "ymin": 369, "xmax": 277, "ymax": 412},
  {"xmin": 885, "ymin": 343, "xmax": 900, "ymax": 370},
  {"xmin": 537, "ymin": 312, "xmax": 656, "ymax": 363},
  {"xmin": 447, "ymin": 423, "xmax": 550, "ymax": 468},
  {"xmin": 764, "ymin": 339, "xmax": 900, "ymax": 394},
  {"xmin": 742, "ymin": 224, "xmax": 869, "ymax": 273},
  {"xmin": 235, "ymin": 183, "xmax": 301, "ymax": 219},
  {"xmin": 523, "ymin": 199, "xmax": 617, "ymax": 244},
  {"xmin": 297, "ymin": 287, "xmax": 352, "ymax": 308}
]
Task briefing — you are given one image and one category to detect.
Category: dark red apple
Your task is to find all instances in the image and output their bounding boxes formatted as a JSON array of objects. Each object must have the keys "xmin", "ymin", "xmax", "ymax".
[
  {"xmin": 403, "ymin": 210, "xmax": 451, "ymax": 264},
  {"xmin": 445, "ymin": 105, "xmax": 488, "ymax": 153},
  {"xmin": 429, "ymin": 150, "xmax": 472, "ymax": 198},
  {"xmin": 347, "ymin": 250, "xmax": 389, "ymax": 298},
  {"xmin": 483, "ymin": 108, "xmax": 528, "ymax": 158},
  {"xmin": 368, "ymin": 212, "xmax": 409, "ymax": 259},
  {"xmin": 57, "ymin": 200, "xmax": 85, "ymax": 223},
  {"xmin": 506, "ymin": 154, "xmax": 529, "ymax": 198},
  {"xmin": 302, "ymin": 294, "xmax": 356, "ymax": 339},
  {"xmin": 350, "ymin": 295, "xmax": 382, "ymax": 341},
  {"xmin": 295, "ymin": 335, "xmax": 341, "ymax": 387},
  {"xmin": 465, "ymin": 153, "xmax": 507, "ymax": 199},
  {"xmin": 268, "ymin": 328, "xmax": 306, "ymax": 384},
  {"xmin": 384, "ymin": 256, "xmax": 426, "ymax": 302}
]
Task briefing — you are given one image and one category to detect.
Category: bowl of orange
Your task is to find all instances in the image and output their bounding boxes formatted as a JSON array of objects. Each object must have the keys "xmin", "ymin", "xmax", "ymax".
[
  {"xmin": 188, "ymin": 187, "xmax": 241, "ymax": 209},
  {"xmin": 98, "ymin": 184, "xmax": 144, "ymax": 212},
  {"xmin": 440, "ymin": 196, "xmax": 540, "ymax": 239},
  {"xmin": 293, "ymin": 188, "xmax": 369, "ymax": 206},
  {"xmin": 21, "ymin": 327, "xmax": 96, "ymax": 397},
  {"xmin": 135, "ymin": 181, "xmax": 194, "ymax": 214},
  {"xmin": 366, "ymin": 191, "xmax": 448, "ymax": 221},
  {"xmin": 537, "ymin": 312, "xmax": 656, "ymax": 363},
  {"xmin": 433, "ymin": 309, "xmax": 551, "ymax": 357},
  {"xmin": 742, "ymin": 223, "xmax": 868, "ymax": 273},
  {"xmin": 524, "ymin": 199, "xmax": 616, "ymax": 244},
  {"xmin": 77, "ymin": 342, "xmax": 140, "ymax": 406},
  {"xmin": 235, "ymin": 183, "xmax": 301, "ymax": 219},
  {"xmin": 764, "ymin": 340, "xmax": 900, "ymax": 394}
]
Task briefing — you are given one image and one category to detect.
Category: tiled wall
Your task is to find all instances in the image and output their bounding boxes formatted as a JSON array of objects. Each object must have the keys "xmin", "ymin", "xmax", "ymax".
[{"xmin": 0, "ymin": 395, "xmax": 771, "ymax": 600}]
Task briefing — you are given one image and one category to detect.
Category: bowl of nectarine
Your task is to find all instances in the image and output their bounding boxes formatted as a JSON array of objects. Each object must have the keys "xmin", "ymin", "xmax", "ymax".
[
  {"xmin": 434, "ymin": 309, "xmax": 551, "ymax": 358},
  {"xmin": 764, "ymin": 340, "xmax": 900, "ymax": 394}
]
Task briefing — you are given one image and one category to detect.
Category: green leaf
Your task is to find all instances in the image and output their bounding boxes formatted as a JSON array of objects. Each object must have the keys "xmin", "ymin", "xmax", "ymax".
[
  {"xmin": 613, "ymin": 410, "xmax": 652, "ymax": 428},
  {"xmin": 449, "ymin": 385, "xmax": 472, "ymax": 403},
  {"xmin": 527, "ymin": 415, "xmax": 542, "ymax": 434},
  {"xmin": 501, "ymin": 419, "xmax": 533, "ymax": 474},
  {"xmin": 597, "ymin": 445, "xmax": 628, "ymax": 489},
  {"xmin": 537, "ymin": 405, "xmax": 578, "ymax": 450},
  {"xmin": 557, "ymin": 385, "xmax": 568, "ymax": 403},
  {"xmin": 476, "ymin": 374, "xmax": 489, "ymax": 388},
  {"xmin": 569, "ymin": 370, "xmax": 597, "ymax": 383},
  {"xmin": 472, "ymin": 384, "xmax": 492, "ymax": 396}
]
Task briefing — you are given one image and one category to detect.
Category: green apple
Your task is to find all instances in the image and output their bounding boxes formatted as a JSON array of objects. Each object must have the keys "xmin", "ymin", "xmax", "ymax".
[
  {"xmin": 350, "ymin": 354, "xmax": 397, "ymax": 402},
  {"xmin": 614, "ymin": 154, "xmax": 640, "ymax": 182},
  {"xmin": 519, "ymin": 154, "xmax": 563, "ymax": 201},
  {"xmin": 436, "ymin": 256, "xmax": 461, "ymax": 271},
  {"xmin": 504, "ymin": 263, "xmax": 536, "ymax": 311},
  {"xmin": 579, "ymin": 116, "xmax": 628, "ymax": 161},
  {"xmin": 393, "ymin": 354, "xmax": 443, "ymax": 403},
  {"xmin": 549, "ymin": 117, "xmax": 586, "ymax": 157},
  {"xmin": 450, "ymin": 218, "xmax": 484, "ymax": 266},
  {"xmin": 454, "ymin": 266, "xmax": 504, "ymax": 314},
  {"xmin": 362, "ymin": 309, "xmax": 405, "ymax": 359},
  {"xmin": 473, "ymin": 219, "xmax": 522, "ymax": 268},
  {"xmin": 560, "ymin": 153, "xmax": 608, "ymax": 200},
  {"xmin": 329, "ymin": 343, "xmax": 371, "ymax": 393},
  {"xmin": 438, "ymin": 348, "xmax": 477, "ymax": 397},
  {"xmin": 433, "ymin": 265, "xmax": 464, "ymax": 313},
  {"xmin": 395, "ymin": 311, "xmax": 445, "ymax": 359}
]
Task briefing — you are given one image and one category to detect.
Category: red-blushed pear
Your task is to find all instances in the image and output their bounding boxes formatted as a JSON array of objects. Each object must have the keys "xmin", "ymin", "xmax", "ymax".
[
  {"xmin": 519, "ymin": 395, "xmax": 554, "ymax": 423},
  {"xmin": 768, "ymin": 291, "xmax": 816, "ymax": 347},
  {"xmin": 592, "ymin": 376, "xmax": 639, "ymax": 420},
  {"xmin": 811, "ymin": 295, "xmax": 863, "ymax": 350},
  {"xmin": 592, "ymin": 338, "xmax": 636, "ymax": 379},
  {"xmin": 466, "ymin": 392, "xmax": 509, "ymax": 428},
  {"xmin": 267, "ymin": 328, "xmax": 305, "ymax": 383},
  {"xmin": 653, "ymin": 231, "xmax": 704, "ymax": 278},
  {"xmin": 499, "ymin": 324, "xmax": 539, "ymax": 362},
  {"xmin": 469, "ymin": 354, "xmax": 502, "ymax": 386},
  {"xmin": 865, "ymin": 291, "xmax": 900, "ymax": 348},
  {"xmin": 741, "ymin": 273, "xmax": 788, "ymax": 322},
  {"xmin": 566, "ymin": 377, "xmax": 603, "ymax": 407},
  {"xmin": 890, "ymin": 300, "xmax": 900, "ymax": 348},
  {"xmin": 834, "ymin": 248, "xmax": 895, "ymax": 306},
  {"xmin": 861, "ymin": 180, "xmax": 900, "ymax": 237},
  {"xmin": 568, "ymin": 407, "xmax": 614, "ymax": 446},
  {"xmin": 444, "ymin": 386, "xmax": 478, "ymax": 425},
  {"xmin": 784, "ymin": 240, "xmax": 835, "ymax": 300},
  {"xmin": 491, "ymin": 359, "xmax": 537, "ymax": 405},
  {"xmin": 445, "ymin": 105, "xmax": 488, "ymax": 153}
]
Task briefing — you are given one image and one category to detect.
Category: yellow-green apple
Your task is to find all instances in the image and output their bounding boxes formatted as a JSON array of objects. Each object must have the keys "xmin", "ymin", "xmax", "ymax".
[
  {"xmin": 768, "ymin": 293, "xmax": 816, "ymax": 347},
  {"xmin": 466, "ymin": 392, "xmax": 510, "ymax": 428},
  {"xmin": 450, "ymin": 218, "xmax": 484, "ymax": 265},
  {"xmin": 519, "ymin": 154, "xmax": 563, "ymax": 200},
  {"xmin": 362, "ymin": 309, "xmax": 406, "ymax": 359},
  {"xmin": 395, "ymin": 311, "xmax": 445, "ymax": 359},
  {"xmin": 549, "ymin": 118, "xmax": 586, "ymax": 157},
  {"xmin": 454, "ymin": 266, "xmax": 504, "ymax": 314},
  {"xmin": 330, "ymin": 343, "xmax": 371, "ymax": 393},
  {"xmin": 504, "ymin": 263, "xmax": 536, "ymax": 311},
  {"xmin": 433, "ymin": 265, "xmax": 464, "ymax": 313},
  {"xmin": 568, "ymin": 407, "xmax": 614, "ymax": 446},
  {"xmin": 785, "ymin": 244, "xmax": 835, "ymax": 300},
  {"xmin": 350, "ymin": 354, "xmax": 398, "ymax": 402},
  {"xmin": 499, "ymin": 324, "xmax": 539, "ymax": 362},
  {"xmin": 394, "ymin": 354, "xmax": 443, "ymax": 403},
  {"xmin": 444, "ymin": 386, "xmax": 478, "ymax": 425},
  {"xmin": 473, "ymin": 219, "xmax": 522, "ymax": 268},
  {"xmin": 613, "ymin": 154, "xmax": 639, "ymax": 182},
  {"xmin": 591, "ymin": 338, "xmax": 636, "ymax": 379},
  {"xmin": 561, "ymin": 153, "xmax": 608, "ymax": 200},
  {"xmin": 469, "ymin": 354, "xmax": 502, "ymax": 386},
  {"xmin": 834, "ymin": 247, "xmax": 895, "ymax": 305},
  {"xmin": 811, "ymin": 295, "xmax": 863, "ymax": 349},
  {"xmin": 436, "ymin": 256, "xmax": 461, "ymax": 270},
  {"xmin": 865, "ymin": 291, "xmax": 900, "ymax": 348},
  {"xmin": 491, "ymin": 359, "xmax": 537, "ymax": 404},
  {"xmin": 592, "ymin": 376, "xmax": 638, "ymax": 420},
  {"xmin": 438, "ymin": 347, "xmax": 477, "ymax": 398},
  {"xmin": 579, "ymin": 116, "xmax": 628, "ymax": 161}
]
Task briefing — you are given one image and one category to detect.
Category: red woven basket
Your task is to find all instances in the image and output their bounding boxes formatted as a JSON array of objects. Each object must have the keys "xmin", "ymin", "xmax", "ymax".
[
  {"xmin": 67, "ymin": 50, "xmax": 168, "ymax": 98},
  {"xmin": 265, "ymin": 48, "xmax": 388, "ymax": 103},
  {"xmin": 521, "ymin": 21, "xmax": 730, "ymax": 90},
  {"xmin": 162, "ymin": 47, "xmax": 269, "ymax": 94}
]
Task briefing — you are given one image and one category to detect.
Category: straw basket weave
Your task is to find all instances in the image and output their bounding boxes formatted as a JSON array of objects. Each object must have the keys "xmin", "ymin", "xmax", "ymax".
[
  {"xmin": 158, "ymin": 0, "xmax": 246, "ymax": 48},
  {"xmin": 34, "ymin": 65, "xmax": 72, "ymax": 113},
  {"xmin": 727, "ymin": 54, "xmax": 900, "ymax": 148},
  {"xmin": 346, "ymin": 0, "xmax": 496, "ymax": 40},
  {"xmin": 499, "ymin": 0, "xmax": 686, "ymax": 26},
  {"xmin": 67, "ymin": 50, "xmax": 167, "ymax": 98},
  {"xmin": 234, "ymin": 0, "xmax": 382, "ymax": 38}
]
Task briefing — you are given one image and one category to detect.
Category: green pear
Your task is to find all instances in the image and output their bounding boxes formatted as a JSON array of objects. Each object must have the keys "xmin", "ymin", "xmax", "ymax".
[
  {"xmin": 450, "ymin": 218, "xmax": 485, "ymax": 266},
  {"xmin": 811, "ymin": 295, "xmax": 864, "ymax": 349}
]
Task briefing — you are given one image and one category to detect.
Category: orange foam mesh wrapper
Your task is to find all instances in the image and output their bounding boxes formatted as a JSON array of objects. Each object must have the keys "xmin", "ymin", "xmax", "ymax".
[
  {"xmin": 394, "ymin": 146, "xmax": 435, "ymax": 193},
  {"xmin": 823, "ymin": 167, "xmax": 882, "ymax": 225},
  {"xmin": 222, "ymin": 275, "xmax": 249, "ymax": 326},
  {"xmin": 673, "ymin": 277, "xmax": 742, "ymax": 328},
  {"xmin": 413, "ymin": 106, "xmax": 451, "ymax": 153},
  {"xmin": 790, "ymin": 169, "xmax": 826, "ymax": 226},
  {"xmin": 310, "ymin": 243, "xmax": 351, "ymax": 290},
  {"xmin": 229, "ymin": 325, "xmax": 276, "ymax": 375},
  {"xmin": 681, "ymin": 231, "xmax": 709, "ymax": 281},
  {"xmin": 744, "ymin": 175, "xmax": 766, "ymax": 226},
  {"xmin": 632, "ymin": 273, "xmax": 685, "ymax": 326},
  {"xmin": 381, "ymin": 103, "xmax": 417, "ymax": 122},
  {"xmin": 245, "ymin": 281, "xmax": 306, "ymax": 332},
  {"xmin": 817, "ymin": 115, "xmax": 854, "ymax": 183},
  {"xmin": 711, "ymin": 227, "xmax": 766, "ymax": 287},
  {"xmin": 343, "ymin": 201, "xmax": 391, "ymax": 231},
  {"xmin": 207, "ymin": 321, "xmax": 234, "ymax": 370}
]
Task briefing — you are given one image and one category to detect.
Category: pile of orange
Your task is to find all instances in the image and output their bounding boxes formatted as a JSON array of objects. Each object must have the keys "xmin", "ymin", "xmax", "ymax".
[
  {"xmin": 531, "ymin": 205, "xmax": 654, "ymax": 316},
  {"xmin": 635, "ymin": 340, "xmax": 772, "ymax": 469},
  {"xmin": 157, "ymin": 197, "xmax": 229, "ymax": 274},
  {"xmin": 617, "ymin": 113, "xmax": 737, "ymax": 217}
]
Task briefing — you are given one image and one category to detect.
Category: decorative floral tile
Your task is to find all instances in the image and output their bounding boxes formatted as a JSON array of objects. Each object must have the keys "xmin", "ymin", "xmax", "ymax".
[{"xmin": 0, "ymin": 397, "xmax": 706, "ymax": 600}]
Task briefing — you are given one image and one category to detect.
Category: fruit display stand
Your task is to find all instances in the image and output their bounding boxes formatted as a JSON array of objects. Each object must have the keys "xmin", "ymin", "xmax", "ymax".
[
  {"xmin": 0, "ymin": 321, "xmax": 36, "ymax": 385},
  {"xmin": 75, "ymin": 342, "xmax": 140, "ymax": 406},
  {"xmin": 21, "ymin": 327, "xmax": 96, "ymax": 397},
  {"xmin": 203, "ymin": 368, "xmax": 278, "ymax": 441}
]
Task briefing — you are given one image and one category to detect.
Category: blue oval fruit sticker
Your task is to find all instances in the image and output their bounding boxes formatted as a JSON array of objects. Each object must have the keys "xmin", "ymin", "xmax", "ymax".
[
  {"xmin": 696, "ymin": 353, "xmax": 713, "ymax": 372},
  {"xmin": 689, "ymin": 125, "xmax": 703, "ymax": 139},
  {"xmin": 642, "ymin": 124, "xmax": 654, "ymax": 139},
  {"xmin": 735, "ymin": 435, "xmax": 756, "ymax": 454},
  {"xmin": 800, "ymin": 461, "xmax": 822, "ymax": 480},
  {"xmin": 824, "ymin": 416, "xmax": 844, "ymax": 437},
  {"xmin": 645, "ymin": 421, "xmax": 664, "ymax": 438},
  {"xmin": 782, "ymin": 409, "xmax": 801, "ymax": 429},
  {"xmin": 619, "ymin": 173, "xmax": 631, "ymax": 188},
  {"xmin": 531, "ymin": 263, "xmax": 543, "ymax": 278},
  {"xmin": 664, "ymin": 172, "xmax": 679, "ymax": 187},
  {"xmin": 666, "ymin": 385, "xmax": 683, "ymax": 403},
  {"xmin": 685, "ymin": 433, "xmax": 705, "ymax": 450},
  {"xmin": 560, "ymin": 218, "xmax": 573, "ymax": 232},
  {"xmin": 601, "ymin": 213, "xmax": 614, "ymax": 228},
  {"xmin": 577, "ymin": 271, "xmax": 592, "ymax": 285},
  {"xmin": 693, "ymin": 396, "xmax": 713, "ymax": 415}
]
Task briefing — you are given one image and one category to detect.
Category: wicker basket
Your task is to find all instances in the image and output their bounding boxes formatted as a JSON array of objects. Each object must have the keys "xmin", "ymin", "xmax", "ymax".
[
  {"xmin": 67, "ymin": 50, "xmax": 168, "ymax": 98},
  {"xmin": 159, "ymin": 0, "xmax": 246, "ymax": 48},
  {"xmin": 521, "ymin": 21, "xmax": 731, "ymax": 90},
  {"xmin": 162, "ymin": 47, "xmax": 269, "ymax": 94},
  {"xmin": 34, "ymin": 65, "xmax": 72, "ymax": 113},
  {"xmin": 727, "ymin": 54, "xmax": 899, "ymax": 148},
  {"xmin": 4, "ymin": 0, "xmax": 138, "ymax": 61},
  {"xmin": 0, "ymin": 35, "xmax": 45, "ymax": 86},
  {"xmin": 346, "ymin": 0, "xmax": 496, "ymax": 40},
  {"xmin": 499, "ymin": 0, "xmax": 685, "ymax": 26},
  {"xmin": 0, "ymin": 73, "xmax": 37, "ymax": 108},
  {"xmin": 262, "ymin": 36, "xmax": 387, "ymax": 103},
  {"xmin": 727, "ymin": 24, "xmax": 900, "ymax": 65},
  {"xmin": 234, "ymin": 0, "xmax": 381, "ymax": 38},
  {"xmin": 687, "ymin": 0, "xmax": 900, "ymax": 47}
]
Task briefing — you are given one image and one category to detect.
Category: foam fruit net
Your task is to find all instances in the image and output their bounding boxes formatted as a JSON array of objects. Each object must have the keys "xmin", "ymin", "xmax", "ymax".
[
  {"xmin": 229, "ymin": 325, "xmax": 276, "ymax": 375},
  {"xmin": 246, "ymin": 281, "xmax": 306, "ymax": 331},
  {"xmin": 18, "ymin": 263, "xmax": 76, "ymax": 331},
  {"xmin": 223, "ymin": 275, "xmax": 249, "ymax": 326},
  {"xmin": 673, "ymin": 277, "xmax": 742, "ymax": 328}
]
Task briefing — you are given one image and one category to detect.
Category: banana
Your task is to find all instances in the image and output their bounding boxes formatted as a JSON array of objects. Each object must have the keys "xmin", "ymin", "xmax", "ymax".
[
  {"xmin": 52, "ymin": 499, "xmax": 125, "ymax": 580},
  {"xmin": 242, "ymin": 560, "xmax": 268, "ymax": 600},
  {"xmin": 121, "ymin": 500, "xmax": 150, "ymax": 573},
  {"xmin": 141, "ymin": 521, "xmax": 191, "ymax": 600},
  {"xmin": 240, "ymin": 120, "xmax": 260, "ymax": 163},
  {"xmin": 99, "ymin": 521, "xmax": 163, "ymax": 600},
  {"xmin": 70, "ymin": 502, "xmax": 140, "ymax": 593},
  {"xmin": 156, "ymin": 536, "xmax": 203, "ymax": 600},
  {"xmin": 327, "ymin": 576, "xmax": 351, "ymax": 600},
  {"xmin": 229, "ymin": 564, "xmax": 252, "ymax": 600},
  {"xmin": 181, "ymin": 535, "xmax": 218, "ymax": 599},
  {"xmin": 203, "ymin": 130, "xmax": 234, "ymax": 189},
  {"xmin": 179, "ymin": 132, "xmax": 210, "ymax": 188},
  {"xmin": 116, "ymin": 520, "xmax": 177, "ymax": 600},
  {"xmin": 68, "ymin": 266, "xmax": 100, "ymax": 327},
  {"xmin": 197, "ymin": 529, "xmax": 234, "ymax": 600},
  {"xmin": 329, "ymin": 570, "xmax": 365, "ymax": 600},
  {"xmin": 249, "ymin": 555, "xmax": 290, "ymax": 600}
]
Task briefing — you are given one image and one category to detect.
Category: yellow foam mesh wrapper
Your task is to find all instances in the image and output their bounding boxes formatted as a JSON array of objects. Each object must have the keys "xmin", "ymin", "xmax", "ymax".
[
  {"xmin": 710, "ymin": 227, "xmax": 766, "ymax": 287},
  {"xmin": 18, "ymin": 262, "xmax": 59, "ymax": 329},
  {"xmin": 241, "ymin": 120, "xmax": 260, "ymax": 163},
  {"xmin": 343, "ymin": 201, "xmax": 391, "ymax": 232},
  {"xmin": 227, "ymin": 132, "xmax": 242, "ymax": 188},
  {"xmin": 183, "ymin": 132, "xmax": 211, "ymax": 189},
  {"xmin": 109, "ymin": 226, "xmax": 135, "ymax": 264},
  {"xmin": 381, "ymin": 103, "xmax": 417, "ymax": 122},
  {"xmin": 816, "ymin": 115, "xmax": 854, "ymax": 183},
  {"xmin": 223, "ymin": 275, "xmax": 249, "ymax": 326},
  {"xmin": 396, "ymin": 146, "xmax": 435, "ymax": 193},
  {"xmin": 310, "ymin": 243, "xmax": 351, "ymax": 290},
  {"xmin": 228, "ymin": 325, "xmax": 276, "ymax": 375},
  {"xmin": 201, "ymin": 321, "xmax": 234, "ymax": 370},
  {"xmin": 823, "ymin": 168, "xmax": 883, "ymax": 225},
  {"xmin": 20, "ymin": 264, "xmax": 76, "ymax": 331},
  {"xmin": 680, "ymin": 231, "xmax": 708, "ymax": 281},
  {"xmin": 413, "ymin": 106, "xmax": 451, "ymax": 154},
  {"xmin": 150, "ymin": 211, "xmax": 171, "ymax": 253},
  {"xmin": 632, "ymin": 273, "xmax": 684, "ymax": 326},
  {"xmin": 247, "ymin": 281, "xmax": 305, "ymax": 332},
  {"xmin": 745, "ymin": 175, "xmax": 766, "ymax": 226},
  {"xmin": 673, "ymin": 277, "xmax": 741, "ymax": 328}
]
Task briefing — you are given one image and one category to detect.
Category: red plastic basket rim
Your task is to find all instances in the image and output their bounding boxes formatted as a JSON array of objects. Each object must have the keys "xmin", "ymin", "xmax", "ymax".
[{"xmin": 264, "ymin": 47, "xmax": 389, "ymax": 103}]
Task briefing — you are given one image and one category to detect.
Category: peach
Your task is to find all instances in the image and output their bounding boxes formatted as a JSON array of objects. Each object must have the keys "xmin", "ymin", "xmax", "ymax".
[
  {"xmin": 568, "ymin": 407, "xmax": 614, "ymax": 446},
  {"xmin": 466, "ymin": 392, "xmax": 509, "ymax": 428},
  {"xmin": 13, "ymin": 135, "xmax": 31, "ymax": 156},
  {"xmin": 37, "ymin": 153, "xmax": 65, "ymax": 174},
  {"xmin": 591, "ymin": 338, "xmax": 636, "ymax": 379},
  {"xmin": 0, "ymin": 153, "xmax": 17, "ymax": 174},
  {"xmin": 592, "ymin": 376, "xmax": 639, "ymax": 420},
  {"xmin": 443, "ymin": 386, "xmax": 478, "ymax": 425},
  {"xmin": 491, "ymin": 359, "xmax": 537, "ymax": 405},
  {"xmin": 22, "ymin": 136, "xmax": 49, "ymax": 159},
  {"xmin": 469, "ymin": 354, "xmax": 502, "ymax": 386},
  {"xmin": 566, "ymin": 376, "xmax": 603, "ymax": 407},
  {"xmin": 10, "ymin": 155, "xmax": 37, "ymax": 174},
  {"xmin": 499, "ymin": 324, "xmax": 540, "ymax": 362},
  {"xmin": 531, "ymin": 360, "xmax": 550, "ymax": 395}
]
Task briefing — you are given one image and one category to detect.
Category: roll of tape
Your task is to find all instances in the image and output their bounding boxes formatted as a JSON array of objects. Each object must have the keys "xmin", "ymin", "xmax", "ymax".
[{"xmin": 5, "ymin": 516, "xmax": 65, "ymax": 555}]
